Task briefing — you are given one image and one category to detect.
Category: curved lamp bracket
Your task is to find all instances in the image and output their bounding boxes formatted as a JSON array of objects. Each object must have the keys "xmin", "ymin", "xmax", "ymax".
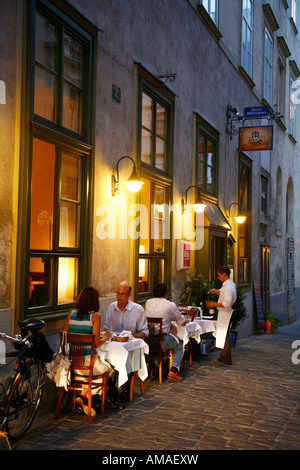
[
  {"xmin": 111, "ymin": 155, "xmax": 144, "ymax": 196},
  {"xmin": 226, "ymin": 202, "xmax": 246, "ymax": 224},
  {"xmin": 181, "ymin": 185, "xmax": 206, "ymax": 214}
]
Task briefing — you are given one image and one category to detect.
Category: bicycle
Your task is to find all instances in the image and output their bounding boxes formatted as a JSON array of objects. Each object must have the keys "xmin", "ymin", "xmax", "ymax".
[{"xmin": 0, "ymin": 319, "xmax": 53, "ymax": 446}]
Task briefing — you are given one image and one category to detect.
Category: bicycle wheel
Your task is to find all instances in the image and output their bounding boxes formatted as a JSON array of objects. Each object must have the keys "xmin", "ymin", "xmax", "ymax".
[{"xmin": 4, "ymin": 359, "xmax": 45, "ymax": 441}]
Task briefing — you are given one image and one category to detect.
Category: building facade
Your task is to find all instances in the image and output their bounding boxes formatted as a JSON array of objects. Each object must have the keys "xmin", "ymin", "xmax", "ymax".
[{"xmin": 0, "ymin": 0, "xmax": 299, "ymax": 340}]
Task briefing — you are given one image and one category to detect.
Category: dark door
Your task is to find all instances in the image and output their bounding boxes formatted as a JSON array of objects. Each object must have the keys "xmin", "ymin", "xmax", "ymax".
[
  {"xmin": 210, "ymin": 231, "xmax": 226, "ymax": 287},
  {"xmin": 261, "ymin": 246, "xmax": 270, "ymax": 314}
]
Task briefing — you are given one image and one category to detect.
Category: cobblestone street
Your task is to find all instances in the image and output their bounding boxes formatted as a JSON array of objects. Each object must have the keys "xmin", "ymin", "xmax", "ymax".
[{"xmin": 2, "ymin": 320, "xmax": 300, "ymax": 452}]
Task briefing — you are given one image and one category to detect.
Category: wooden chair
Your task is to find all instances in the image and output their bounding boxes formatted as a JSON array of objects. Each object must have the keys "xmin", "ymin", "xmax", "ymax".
[
  {"xmin": 180, "ymin": 308, "xmax": 197, "ymax": 322},
  {"xmin": 181, "ymin": 308, "xmax": 197, "ymax": 370},
  {"xmin": 129, "ymin": 371, "xmax": 144, "ymax": 401},
  {"xmin": 145, "ymin": 317, "xmax": 173, "ymax": 384},
  {"xmin": 54, "ymin": 331, "xmax": 109, "ymax": 424}
]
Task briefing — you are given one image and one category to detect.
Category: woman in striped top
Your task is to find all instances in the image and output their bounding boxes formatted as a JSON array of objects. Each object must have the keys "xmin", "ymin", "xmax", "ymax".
[{"xmin": 63, "ymin": 286, "xmax": 113, "ymax": 416}]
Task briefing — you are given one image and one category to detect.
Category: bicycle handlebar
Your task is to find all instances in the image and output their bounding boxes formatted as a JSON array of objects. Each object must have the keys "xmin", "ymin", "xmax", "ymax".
[
  {"xmin": 0, "ymin": 332, "xmax": 26, "ymax": 343},
  {"xmin": 0, "ymin": 319, "xmax": 45, "ymax": 344}
]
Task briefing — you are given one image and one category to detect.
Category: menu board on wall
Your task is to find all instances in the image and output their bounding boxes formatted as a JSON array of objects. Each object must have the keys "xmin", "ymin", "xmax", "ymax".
[{"xmin": 253, "ymin": 281, "xmax": 265, "ymax": 328}]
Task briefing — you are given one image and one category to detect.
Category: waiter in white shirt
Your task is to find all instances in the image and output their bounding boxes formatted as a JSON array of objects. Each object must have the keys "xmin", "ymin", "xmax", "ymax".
[{"xmin": 206, "ymin": 266, "xmax": 237, "ymax": 366}]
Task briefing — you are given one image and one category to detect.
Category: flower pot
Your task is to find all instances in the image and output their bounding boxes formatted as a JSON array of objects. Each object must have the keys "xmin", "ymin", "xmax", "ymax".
[
  {"xmin": 229, "ymin": 331, "xmax": 238, "ymax": 347},
  {"xmin": 265, "ymin": 320, "xmax": 271, "ymax": 333}
]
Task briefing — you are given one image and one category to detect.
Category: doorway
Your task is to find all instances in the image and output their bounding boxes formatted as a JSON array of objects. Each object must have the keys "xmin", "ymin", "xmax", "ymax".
[
  {"xmin": 287, "ymin": 238, "xmax": 295, "ymax": 323},
  {"xmin": 209, "ymin": 231, "xmax": 226, "ymax": 287},
  {"xmin": 261, "ymin": 246, "xmax": 270, "ymax": 314}
]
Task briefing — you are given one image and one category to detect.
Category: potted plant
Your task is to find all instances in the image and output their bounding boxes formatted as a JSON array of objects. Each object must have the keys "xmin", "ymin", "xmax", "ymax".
[
  {"xmin": 179, "ymin": 268, "xmax": 217, "ymax": 316},
  {"xmin": 229, "ymin": 283, "xmax": 248, "ymax": 346},
  {"xmin": 179, "ymin": 269, "xmax": 248, "ymax": 348},
  {"xmin": 263, "ymin": 313, "xmax": 280, "ymax": 333},
  {"xmin": 179, "ymin": 269, "xmax": 217, "ymax": 356}
]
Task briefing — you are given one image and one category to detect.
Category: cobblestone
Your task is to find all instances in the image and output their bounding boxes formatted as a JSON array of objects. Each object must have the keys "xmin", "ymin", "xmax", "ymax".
[{"xmin": 1, "ymin": 320, "xmax": 300, "ymax": 451}]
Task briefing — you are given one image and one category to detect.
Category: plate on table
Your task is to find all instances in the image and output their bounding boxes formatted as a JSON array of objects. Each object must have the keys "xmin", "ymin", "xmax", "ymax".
[{"xmin": 112, "ymin": 335, "xmax": 129, "ymax": 342}]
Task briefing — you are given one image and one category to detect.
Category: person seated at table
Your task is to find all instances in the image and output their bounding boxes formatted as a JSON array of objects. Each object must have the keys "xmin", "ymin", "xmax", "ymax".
[
  {"xmin": 102, "ymin": 280, "xmax": 148, "ymax": 339},
  {"xmin": 102, "ymin": 280, "xmax": 149, "ymax": 402},
  {"xmin": 145, "ymin": 282, "xmax": 188, "ymax": 381},
  {"xmin": 63, "ymin": 286, "xmax": 117, "ymax": 415}
]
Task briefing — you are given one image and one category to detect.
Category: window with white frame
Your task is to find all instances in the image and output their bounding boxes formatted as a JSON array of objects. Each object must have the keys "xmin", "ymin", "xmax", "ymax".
[
  {"xmin": 290, "ymin": 75, "xmax": 297, "ymax": 138},
  {"xmin": 264, "ymin": 27, "xmax": 273, "ymax": 104},
  {"xmin": 241, "ymin": 0, "xmax": 253, "ymax": 77},
  {"xmin": 291, "ymin": 0, "xmax": 297, "ymax": 25},
  {"xmin": 261, "ymin": 175, "xmax": 268, "ymax": 216},
  {"xmin": 202, "ymin": 0, "xmax": 218, "ymax": 25}
]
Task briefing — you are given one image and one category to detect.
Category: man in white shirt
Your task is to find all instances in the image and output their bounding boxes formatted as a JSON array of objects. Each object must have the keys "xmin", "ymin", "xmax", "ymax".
[
  {"xmin": 206, "ymin": 266, "xmax": 237, "ymax": 366},
  {"xmin": 103, "ymin": 281, "xmax": 148, "ymax": 339},
  {"xmin": 102, "ymin": 281, "xmax": 148, "ymax": 403},
  {"xmin": 145, "ymin": 283, "xmax": 188, "ymax": 381}
]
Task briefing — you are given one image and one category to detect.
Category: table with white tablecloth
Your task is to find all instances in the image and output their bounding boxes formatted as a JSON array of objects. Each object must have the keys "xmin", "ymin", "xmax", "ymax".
[
  {"xmin": 100, "ymin": 338, "xmax": 149, "ymax": 388},
  {"xmin": 194, "ymin": 318, "xmax": 217, "ymax": 335},
  {"xmin": 173, "ymin": 321, "xmax": 202, "ymax": 345}
]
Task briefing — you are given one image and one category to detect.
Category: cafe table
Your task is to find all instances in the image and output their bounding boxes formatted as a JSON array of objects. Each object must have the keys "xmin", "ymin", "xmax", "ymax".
[
  {"xmin": 100, "ymin": 336, "xmax": 149, "ymax": 388},
  {"xmin": 173, "ymin": 321, "xmax": 201, "ymax": 345},
  {"xmin": 194, "ymin": 317, "xmax": 217, "ymax": 335}
]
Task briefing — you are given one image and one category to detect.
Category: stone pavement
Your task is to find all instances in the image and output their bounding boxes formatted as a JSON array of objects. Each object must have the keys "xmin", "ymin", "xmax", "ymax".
[{"xmin": 2, "ymin": 320, "xmax": 300, "ymax": 451}]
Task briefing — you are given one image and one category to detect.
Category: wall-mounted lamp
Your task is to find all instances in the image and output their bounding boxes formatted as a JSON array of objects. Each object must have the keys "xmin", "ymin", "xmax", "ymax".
[
  {"xmin": 181, "ymin": 186, "xmax": 206, "ymax": 214},
  {"xmin": 227, "ymin": 202, "xmax": 246, "ymax": 224},
  {"xmin": 111, "ymin": 155, "xmax": 144, "ymax": 196}
]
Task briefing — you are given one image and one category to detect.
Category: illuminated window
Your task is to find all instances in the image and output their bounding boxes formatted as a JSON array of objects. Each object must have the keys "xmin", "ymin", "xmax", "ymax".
[
  {"xmin": 23, "ymin": 0, "xmax": 95, "ymax": 320},
  {"xmin": 34, "ymin": 10, "xmax": 86, "ymax": 134},
  {"xmin": 196, "ymin": 120, "xmax": 218, "ymax": 197},
  {"xmin": 137, "ymin": 71, "xmax": 173, "ymax": 299},
  {"xmin": 141, "ymin": 91, "xmax": 168, "ymax": 173},
  {"xmin": 238, "ymin": 158, "xmax": 251, "ymax": 285}
]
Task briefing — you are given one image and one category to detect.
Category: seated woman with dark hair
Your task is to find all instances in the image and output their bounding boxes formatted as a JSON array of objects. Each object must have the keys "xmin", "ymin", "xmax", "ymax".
[
  {"xmin": 145, "ymin": 282, "xmax": 188, "ymax": 381},
  {"xmin": 63, "ymin": 286, "xmax": 115, "ymax": 415}
]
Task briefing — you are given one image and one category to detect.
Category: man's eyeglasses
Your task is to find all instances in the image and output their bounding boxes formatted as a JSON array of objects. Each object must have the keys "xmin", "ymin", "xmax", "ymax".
[{"xmin": 116, "ymin": 291, "xmax": 130, "ymax": 296}]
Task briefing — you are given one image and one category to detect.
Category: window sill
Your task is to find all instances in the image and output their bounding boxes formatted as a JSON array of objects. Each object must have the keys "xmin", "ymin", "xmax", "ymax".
[
  {"xmin": 276, "ymin": 118, "xmax": 287, "ymax": 132},
  {"xmin": 239, "ymin": 66, "xmax": 255, "ymax": 90},
  {"xmin": 261, "ymin": 98, "xmax": 274, "ymax": 114},
  {"xmin": 290, "ymin": 17, "xmax": 298, "ymax": 36},
  {"xmin": 197, "ymin": 5, "xmax": 222, "ymax": 41}
]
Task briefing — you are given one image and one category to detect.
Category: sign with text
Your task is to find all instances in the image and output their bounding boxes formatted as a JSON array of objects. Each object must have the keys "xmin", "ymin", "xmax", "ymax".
[
  {"xmin": 177, "ymin": 240, "xmax": 191, "ymax": 270},
  {"xmin": 244, "ymin": 106, "xmax": 269, "ymax": 118},
  {"xmin": 239, "ymin": 126, "xmax": 273, "ymax": 151}
]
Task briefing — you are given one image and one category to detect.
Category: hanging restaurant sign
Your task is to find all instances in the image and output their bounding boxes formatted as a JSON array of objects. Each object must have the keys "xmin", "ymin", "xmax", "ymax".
[{"xmin": 239, "ymin": 126, "xmax": 273, "ymax": 151}]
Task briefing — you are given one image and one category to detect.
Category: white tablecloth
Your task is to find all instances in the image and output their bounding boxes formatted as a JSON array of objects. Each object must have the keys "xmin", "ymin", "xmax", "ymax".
[
  {"xmin": 172, "ymin": 321, "xmax": 201, "ymax": 345},
  {"xmin": 194, "ymin": 319, "xmax": 217, "ymax": 335},
  {"xmin": 100, "ymin": 338, "xmax": 149, "ymax": 387}
]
